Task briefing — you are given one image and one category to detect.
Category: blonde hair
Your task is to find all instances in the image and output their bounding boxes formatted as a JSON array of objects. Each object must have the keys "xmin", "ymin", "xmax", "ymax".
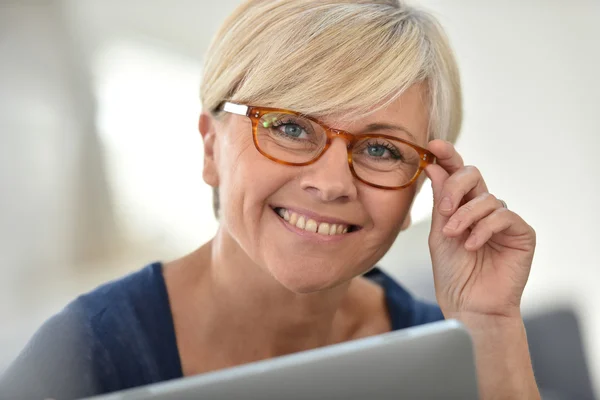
[
  {"xmin": 201, "ymin": 0, "xmax": 462, "ymax": 142},
  {"xmin": 200, "ymin": 0, "xmax": 462, "ymax": 217}
]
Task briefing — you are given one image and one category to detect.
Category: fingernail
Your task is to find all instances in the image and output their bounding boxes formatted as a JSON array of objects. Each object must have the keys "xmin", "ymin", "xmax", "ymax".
[
  {"xmin": 444, "ymin": 219, "xmax": 460, "ymax": 231},
  {"xmin": 465, "ymin": 235, "xmax": 477, "ymax": 248},
  {"xmin": 440, "ymin": 197, "xmax": 452, "ymax": 212}
]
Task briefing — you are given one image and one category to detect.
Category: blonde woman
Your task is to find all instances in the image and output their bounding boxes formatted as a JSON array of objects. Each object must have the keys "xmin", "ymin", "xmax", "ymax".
[{"xmin": 1, "ymin": 1, "xmax": 540, "ymax": 399}]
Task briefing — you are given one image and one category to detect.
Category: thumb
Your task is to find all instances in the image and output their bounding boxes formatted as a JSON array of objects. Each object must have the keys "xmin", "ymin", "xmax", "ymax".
[{"xmin": 424, "ymin": 163, "xmax": 451, "ymax": 233}]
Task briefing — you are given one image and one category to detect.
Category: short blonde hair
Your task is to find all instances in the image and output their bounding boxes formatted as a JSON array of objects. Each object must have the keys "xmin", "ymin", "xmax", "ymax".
[
  {"xmin": 200, "ymin": 0, "xmax": 463, "ymax": 218},
  {"xmin": 201, "ymin": 0, "xmax": 462, "ymax": 142}
]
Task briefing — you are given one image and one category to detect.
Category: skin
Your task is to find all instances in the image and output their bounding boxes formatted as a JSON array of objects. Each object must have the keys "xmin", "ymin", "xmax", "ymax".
[{"xmin": 163, "ymin": 82, "xmax": 540, "ymax": 399}]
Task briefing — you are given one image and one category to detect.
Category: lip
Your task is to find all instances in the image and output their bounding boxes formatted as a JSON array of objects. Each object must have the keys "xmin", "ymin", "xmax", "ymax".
[
  {"xmin": 270, "ymin": 205, "xmax": 360, "ymax": 228},
  {"xmin": 270, "ymin": 207, "xmax": 360, "ymax": 242}
]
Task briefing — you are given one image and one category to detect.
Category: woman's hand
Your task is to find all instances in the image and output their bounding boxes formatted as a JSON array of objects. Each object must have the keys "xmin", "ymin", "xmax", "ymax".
[
  {"xmin": 425, "ymin": 140, "xmax": 540, "ymax": 399},
  {"xmin": 424, "ymin": 139, "xmax": 536, "ymax": 320}
]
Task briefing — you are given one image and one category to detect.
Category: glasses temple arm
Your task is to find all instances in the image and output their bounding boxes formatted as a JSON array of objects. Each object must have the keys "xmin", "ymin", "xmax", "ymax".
[{"xmin": 221, "ymin": 102, "xmax": 249, "ymax": 116}]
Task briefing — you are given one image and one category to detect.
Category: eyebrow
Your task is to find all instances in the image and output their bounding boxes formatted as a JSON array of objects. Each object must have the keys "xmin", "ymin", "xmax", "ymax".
[{"xmin": 360, "ymin": 123, "xmax": 418, "ymax": 143}]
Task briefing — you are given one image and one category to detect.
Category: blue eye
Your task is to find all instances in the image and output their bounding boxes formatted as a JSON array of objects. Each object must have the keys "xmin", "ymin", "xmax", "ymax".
[
  {"xmin": 260, "ymin": 114, "xmax": 322, "ymax": 152},
  {"xmin": 363, "ymin": 141, "xmax": 402, "ymax": 160},
  {"xmin": 282, "ymin": 124, "xmax": 304, "ymax": 138},
  {"xmin": 367, "ymin": 145, "xmax": 387, "ymax": 157},
  {"xmin": 269, "ymin": 117, "xmax": 311, "ymax": 140}
]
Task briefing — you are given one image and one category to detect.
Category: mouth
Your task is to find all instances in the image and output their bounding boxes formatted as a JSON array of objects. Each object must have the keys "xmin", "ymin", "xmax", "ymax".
[{"xmin": 271, "ymin": 207, "xmax": 361, "ymax": 236}]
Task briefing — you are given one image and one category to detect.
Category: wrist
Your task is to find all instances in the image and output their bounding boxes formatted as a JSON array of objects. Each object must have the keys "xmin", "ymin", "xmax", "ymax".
[
  {"xmin": 449, "ymin": 312, "xmax": 540, "ymax": 400},
  {"xmin": 449, "ymin": 311, "xmax": 524, "ymax": 333}
]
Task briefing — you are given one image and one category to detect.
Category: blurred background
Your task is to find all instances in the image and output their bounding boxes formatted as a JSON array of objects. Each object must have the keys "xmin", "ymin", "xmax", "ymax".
[{"xmin": 0, "ymin": 0, "xmax": 598, "ymax": 398}]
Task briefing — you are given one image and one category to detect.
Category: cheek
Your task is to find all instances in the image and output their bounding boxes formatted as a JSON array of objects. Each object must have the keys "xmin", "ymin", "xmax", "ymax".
[
  {"xmin": 360, "ymin": 186, "xmax": 416, "ymax": 250},
  {"xmin": 217, "ymin": 133, "xmax": 293, "ymax": 239},
  {"xmin": 366, "ymin": 187, "xmax": 414, "ymax": 226}
]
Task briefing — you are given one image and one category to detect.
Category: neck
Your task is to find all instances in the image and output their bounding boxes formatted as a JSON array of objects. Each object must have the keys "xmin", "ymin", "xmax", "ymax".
[{"xmin": 181, "ymin": 226, "xmax": 356, "ymax": 358}]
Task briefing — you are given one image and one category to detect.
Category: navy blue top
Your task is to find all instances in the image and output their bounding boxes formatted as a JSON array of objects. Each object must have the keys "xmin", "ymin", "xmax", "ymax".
[{"xmin": 0, "ymin": 263, "xmax": 443, "ymax": 400}]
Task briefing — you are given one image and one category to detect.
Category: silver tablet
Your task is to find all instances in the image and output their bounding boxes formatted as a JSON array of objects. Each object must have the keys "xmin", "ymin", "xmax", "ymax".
[{"xmin": 86, "ymin": 319, "xmax": 478, "ymax": 400}]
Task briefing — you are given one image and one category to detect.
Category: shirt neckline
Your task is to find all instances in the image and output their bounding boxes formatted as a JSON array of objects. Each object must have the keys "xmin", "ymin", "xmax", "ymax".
[{"xmin": 150, "ymin": 262, "xmax": 404, "ymax": 380}]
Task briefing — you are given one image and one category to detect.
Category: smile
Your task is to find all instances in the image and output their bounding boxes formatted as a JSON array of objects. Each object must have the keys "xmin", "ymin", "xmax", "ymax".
[{"xmin": 272, "ymin": 207, "xmax": 359, "ymax": 236}]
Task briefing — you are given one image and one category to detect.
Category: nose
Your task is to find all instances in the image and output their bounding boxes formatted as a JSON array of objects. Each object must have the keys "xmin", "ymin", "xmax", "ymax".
[{"xmin": 299, "ymin": 138, "xmax": 358, "ymax": 203}]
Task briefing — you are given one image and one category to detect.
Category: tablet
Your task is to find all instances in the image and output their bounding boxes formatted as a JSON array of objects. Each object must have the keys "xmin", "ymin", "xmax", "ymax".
[{"xmin": 86, "ymin": 319, "xmax": 478, "ymax": 400}]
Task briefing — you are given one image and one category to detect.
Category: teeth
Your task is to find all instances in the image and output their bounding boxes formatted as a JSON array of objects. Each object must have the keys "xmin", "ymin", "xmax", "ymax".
[
  {"xmin": 317, "ymin": 222, "xmax": 330, "ymax": 234},
  {"xmin": 276, "ymin": 208, "xmax": 352, "ymax": 235},
  {"xmin": 329, "ymin": 224, "xmax": 337, "ymax": 235},
  {"xmin": 296, "ymin": 215, "xmax": 306, "ymax": 229}
]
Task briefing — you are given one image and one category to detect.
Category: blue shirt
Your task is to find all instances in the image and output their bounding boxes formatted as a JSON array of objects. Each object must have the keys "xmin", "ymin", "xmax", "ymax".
[{"xmin": 0, "ymin": 263, "xmax": 443, "ymax": 400}]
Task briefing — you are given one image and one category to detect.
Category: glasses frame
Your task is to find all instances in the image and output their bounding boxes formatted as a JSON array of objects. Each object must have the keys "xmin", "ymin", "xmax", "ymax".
[{"xmin": 220, "ymin": 102, "xmax": 436, "ymax": 190}]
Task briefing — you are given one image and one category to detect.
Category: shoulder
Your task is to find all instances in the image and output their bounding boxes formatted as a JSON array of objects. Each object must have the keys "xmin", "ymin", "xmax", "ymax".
[
  {"xmin": 71, "ymin": 262, "xmax": 167, "ymax": 349},
  {"xmin": 79, "ymin": 262, "xmax": 169, "ymax": 336},
  {"xmin": 76, "ymin": 262, "xmax": 181, "ymax": 390},
  {"xmin": 0, "ymin": 292, "xmax": 104, "ymax": 400},
  {"xmin": 0, "ymin": 262, "xmax": 179, "ymax": 399},
  {"xmin": 364, "ymin": 267, "xmax": 444, "ymax": 330}
]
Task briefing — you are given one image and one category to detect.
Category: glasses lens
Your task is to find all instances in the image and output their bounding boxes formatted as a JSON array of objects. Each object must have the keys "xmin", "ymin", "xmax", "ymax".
[
  {"xmin": 255, "ymin": 112, "xmax": 326, "ymax": 164},
  {"xmin": 351, "ymin": 137, "xmax": 421, "ymax": 188}
]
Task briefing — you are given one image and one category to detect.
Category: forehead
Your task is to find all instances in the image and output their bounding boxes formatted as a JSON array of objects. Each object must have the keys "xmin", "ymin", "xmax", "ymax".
[{"xmin": 320, "ymin": 83, "xmax": 430, "ymax": 145}]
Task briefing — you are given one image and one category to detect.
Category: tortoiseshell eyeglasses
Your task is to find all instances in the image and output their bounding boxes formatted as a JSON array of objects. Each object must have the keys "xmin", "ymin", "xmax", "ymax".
[{"xmin": 219, "ymin": 102, "xmax": 435, "ymax": 190}]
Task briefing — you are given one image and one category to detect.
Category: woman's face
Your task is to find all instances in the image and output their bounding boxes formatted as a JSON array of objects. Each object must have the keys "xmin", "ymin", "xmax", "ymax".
[{"xmin": 201, "ymin": 83, "xmax": 430, "ymax": 293}]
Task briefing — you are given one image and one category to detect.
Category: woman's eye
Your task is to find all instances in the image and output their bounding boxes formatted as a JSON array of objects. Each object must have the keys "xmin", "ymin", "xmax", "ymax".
[
  {"xmin": 270, "ymin": 122, "xmax": 309, "ymax": 139},
  {"xmin": 364, "ymin": 144, "xmax": 400, "ymax": 159},
  {"xmin": 367, "ymin": 145, "xmax": 387, "ymax": 157},
  {"xmin": 280, "ymin": 124, "xmax": 305, "ymax": 138}
]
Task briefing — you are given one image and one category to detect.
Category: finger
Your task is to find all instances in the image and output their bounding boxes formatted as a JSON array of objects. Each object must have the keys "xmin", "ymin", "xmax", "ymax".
[
  {"xmin": 427, "ymin": 139, "xmax": 465, "ymax": 176},
  {"xmin": 425, "ymin": 140, "xmax": 469, "ymax": 227},
  {"xmin": 424, "ymin": 163, "xmax": 452, "ymax": 231},
  {"xmin": 464, "ymin": 208, "xmax": 533, "ymax": 251},
  {"xmin": 464, "ymin": 208, "xmax": 512, "ymax": 250},
  {"xmin": 424, "ymin": 162, "xmax": 449, "ymax": 198},
  {"xmin": 443, "ymin": 193, "xmax": 502, "ymax": 237},
  {"xmin": 437, "ymin": 166, "xmax": 489, "ymax": 217}
]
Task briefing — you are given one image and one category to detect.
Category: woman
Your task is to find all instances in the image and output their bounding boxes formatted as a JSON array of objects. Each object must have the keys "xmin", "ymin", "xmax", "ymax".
[{"xmin": 1, "ymin": 0, "xmax": 540, "ymax": 399}]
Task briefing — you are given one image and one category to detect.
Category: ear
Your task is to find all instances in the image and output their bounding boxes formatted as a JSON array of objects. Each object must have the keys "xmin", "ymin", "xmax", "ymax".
[{"xmin": 199, "ymin": 112, "xmax": 219, "ymax": 187}]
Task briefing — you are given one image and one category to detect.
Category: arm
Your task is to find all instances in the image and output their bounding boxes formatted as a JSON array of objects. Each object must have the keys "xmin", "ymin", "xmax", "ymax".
[
  {"xmin": 0, "ymin": 304, "xmax": 101, "ymax": 400},
  {"xmin": 457, "ymin": 313, "xmax": 540, "ymax": 400}
]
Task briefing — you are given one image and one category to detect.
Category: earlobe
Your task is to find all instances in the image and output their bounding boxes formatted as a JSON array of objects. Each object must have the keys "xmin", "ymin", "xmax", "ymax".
[{"xmin": 199, "ymin": 112, "xmax": 219, "ymax": 187}]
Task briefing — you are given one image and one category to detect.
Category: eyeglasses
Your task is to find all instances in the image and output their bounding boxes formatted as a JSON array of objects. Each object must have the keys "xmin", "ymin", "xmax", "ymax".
[{"xmin": 219, "ymin": 102, "xmax": 435, "ymax": 190}]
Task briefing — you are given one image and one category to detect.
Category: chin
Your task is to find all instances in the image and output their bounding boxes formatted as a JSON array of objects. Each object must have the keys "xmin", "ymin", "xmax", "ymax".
[{"xmin": 265, "ymin": 259, "xmax": 348, "ymax": 294}]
